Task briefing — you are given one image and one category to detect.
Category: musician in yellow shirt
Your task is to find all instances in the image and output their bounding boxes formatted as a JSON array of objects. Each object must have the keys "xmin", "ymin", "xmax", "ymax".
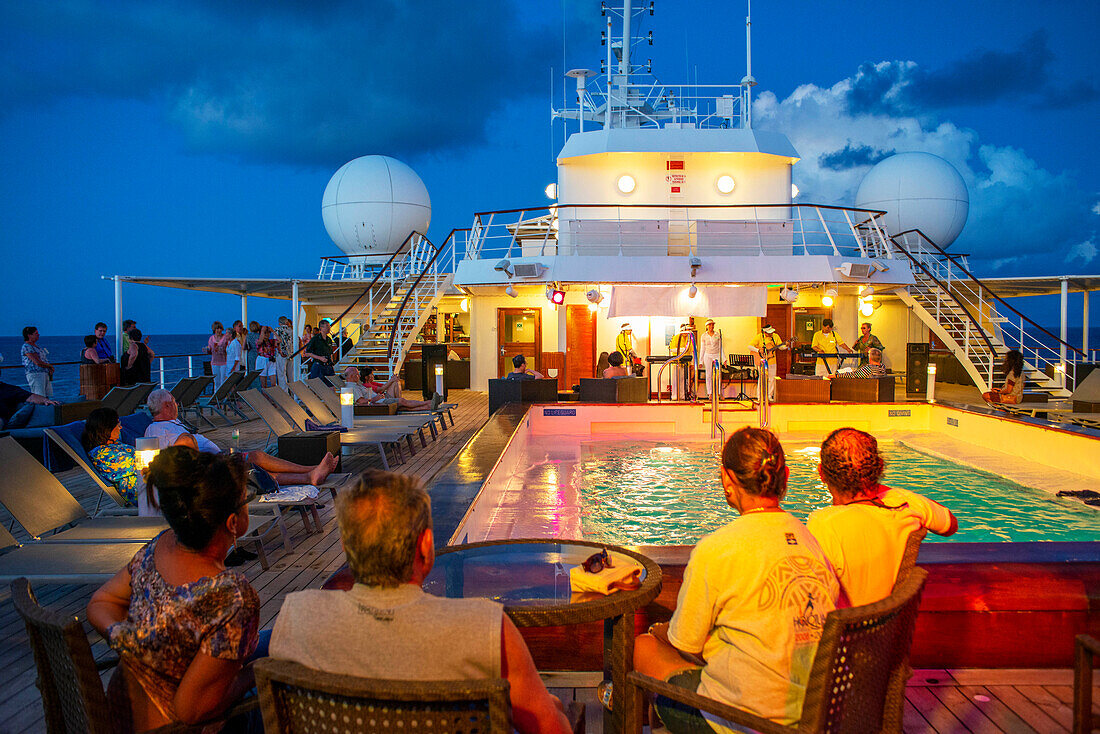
[
  {"xmin": 749, "ymin": 325, "xmax": 787, "ymax": 402},
  {"xmin": 810, "ymin": 319, "xmax": 850, "ymax": 377}
]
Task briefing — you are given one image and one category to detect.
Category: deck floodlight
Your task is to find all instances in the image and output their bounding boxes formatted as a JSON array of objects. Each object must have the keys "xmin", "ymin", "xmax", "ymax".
[
  {"xmin": 548, "ymin": 287, "xmax": 566, "ymax": 305},
  {"xmin": 688, "ymin": 284, "xmax": 698, "ymax": 298},
  {"xmin": 494, "ymin": 259, "xmax": 512, "ymax": 276},
  {"xmin": 836, "ymin": 262, "xmax": 877, "ymax": 279},
  {"xmin": 135, "ymin": 437, "xmax": 160, "ymax": 471},
  {"xmin": 586, "ymin": 288, "xmax": 603, "ymax": 304},
  {"xmin": 689, "ymin": 256, "xmax": 702, "ymax": 278},
  {"xmin": 505, "ymin": 284, "xmax": 518, "ymax": 298},
  {"xmin": 780, "ymin": 285, "xmax": 799, "ymax": 303}
]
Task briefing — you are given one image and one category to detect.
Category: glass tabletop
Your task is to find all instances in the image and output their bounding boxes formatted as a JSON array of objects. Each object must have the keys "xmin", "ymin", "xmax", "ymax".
[{"xmin": 423, "ymin": 541, "xmax": 649, "ymax": 609}]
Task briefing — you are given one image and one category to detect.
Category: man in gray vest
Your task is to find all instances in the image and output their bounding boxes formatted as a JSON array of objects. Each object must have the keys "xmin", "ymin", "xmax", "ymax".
[{"xmin": 269, "ymin": 469, "xmax": 572, "ymax": 734}]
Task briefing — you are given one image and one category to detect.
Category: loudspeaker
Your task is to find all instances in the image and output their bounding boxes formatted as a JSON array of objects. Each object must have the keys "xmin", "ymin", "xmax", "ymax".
[{"xmin": 906, "ymin": 343, "xmax": 929, "ymax": 394}]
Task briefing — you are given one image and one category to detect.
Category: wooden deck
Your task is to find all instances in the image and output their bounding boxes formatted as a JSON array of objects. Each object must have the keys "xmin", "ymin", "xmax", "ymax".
[{"xmin": 0, "ymin": 389, "xmax": 1097, "ymax": 733}]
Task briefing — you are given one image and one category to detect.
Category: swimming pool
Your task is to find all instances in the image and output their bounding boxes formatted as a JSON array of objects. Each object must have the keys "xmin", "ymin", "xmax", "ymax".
[{"xmin": 459, "ymin": 434, "xmax": 1100, "ymax": 545}]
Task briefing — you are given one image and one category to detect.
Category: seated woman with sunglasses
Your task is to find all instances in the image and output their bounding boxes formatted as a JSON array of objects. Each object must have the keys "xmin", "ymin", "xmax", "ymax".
[
  {"xmin": 633, "ymin": 427, "xmax": 841, "ymax": 733},
  {"xmin": 82, "ymin": 407, "xmax": 141, "ymax": 507},
  {"xmin": 807, "ymin": 428, "xmax": 956, "ymax": 606},
  {"xmin": 87, "ymin": 447, "xmax": 260, "ymax": 730}
]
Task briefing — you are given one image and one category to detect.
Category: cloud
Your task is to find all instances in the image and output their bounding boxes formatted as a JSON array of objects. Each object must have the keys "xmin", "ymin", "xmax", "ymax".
[
  {"xmin": 819, "ymin": 143, "xmax": 895, "ymax": 171},
  {"xmin": 755, "ymin": 68, "xmax": 1098, "ymax": 275},
  {"xmin": 846, "ymin": 32, "xmax": 1096, "ymax": 115},
  {"xmin": 1066, "ymin": 239, "xmax": 1097, "ymax": 264},
  {"xmin": 0, "ymin": 1, "xmax": 556, "ymax": 167}
]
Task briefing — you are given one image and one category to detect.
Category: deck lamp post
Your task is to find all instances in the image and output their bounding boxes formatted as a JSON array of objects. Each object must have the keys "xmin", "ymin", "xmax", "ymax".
[
  {"xmin": 135, "ymin": 437, "xmax": 160, "ymax": 471},
  {"xmin": 926, "ymin": 363, "xmax": 937, "ymax": 403},
  {"xmin": 340, "ymin": 388, "xmax": 355, "ymax": 430},
  {"xmin": 435, "ymin": 364, "xmax": 445, "ymax": 398}
]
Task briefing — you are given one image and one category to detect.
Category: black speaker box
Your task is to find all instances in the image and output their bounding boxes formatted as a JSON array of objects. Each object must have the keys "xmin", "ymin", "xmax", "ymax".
[{"xmin": 906, "ymin": 343, "xmax": 930, "ymax": 394}]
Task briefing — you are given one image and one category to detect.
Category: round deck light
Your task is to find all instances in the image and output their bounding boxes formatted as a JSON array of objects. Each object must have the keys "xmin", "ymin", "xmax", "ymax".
[
  {"xmin": 716, "ymin": 175, "xmax": 736, "ymax": 194},
  {"xmin": 545, "ymin": 183, "xmax": 558, "ymax": 200},
  {"xmin": 791, "ymin": 183, "xmax": 800, "ymax": 198},
  {"xmin": 860, "ymin": 301, "xmax": 875, "ymax": 317},
  {"xmin": 460, "ymin": 297, "xmax": 469, "ymax": 312},
  {"xmin": 822, "ymin": 287, "xmax": 838, "ymax": 307},
  {"xmin": 617, "ymin": 175, "xmax": 636, "ymax": 194}
]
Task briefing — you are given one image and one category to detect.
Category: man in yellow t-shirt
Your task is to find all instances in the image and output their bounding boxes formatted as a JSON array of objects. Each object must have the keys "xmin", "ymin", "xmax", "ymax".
[
  {"xmin": 748, "ymin": 325, "xmax": 786, "ymax": 401},
  {"xmin": 810, "ymin": 319, "xmax": 849, "ymax": 377}
]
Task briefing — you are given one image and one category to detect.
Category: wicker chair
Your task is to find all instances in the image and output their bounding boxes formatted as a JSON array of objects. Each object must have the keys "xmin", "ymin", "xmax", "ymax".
[
  {"xmin": 255, "ymin": 658, "xmax": 512, "ymax": 733},
  {"xmin": 892, "ymin": 527, "xmax": 927, "ymax": 592},
  {"xmin": 627, "ymin": 567, "xmax": 929, "ymax": 734},
  {"xmin": 11, "ymin": 578, "xmax": 255, "ymax": 734}
]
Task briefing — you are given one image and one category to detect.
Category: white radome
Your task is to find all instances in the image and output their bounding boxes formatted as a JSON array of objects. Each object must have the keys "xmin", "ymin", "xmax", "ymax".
[
  {"xmin": 321, "ymin": 156, "xmax": 431, "ymax": 257},
  {"xmin": 855, "ymin": 152, "xmax": 969, "ymax": 248}
]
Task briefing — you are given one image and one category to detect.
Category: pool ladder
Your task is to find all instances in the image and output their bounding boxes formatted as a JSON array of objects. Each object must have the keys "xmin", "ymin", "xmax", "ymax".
[
  {"xmin": 758, "ymin": 356, "xmax": 771, "ymax": 428},
  {"xmin": 655, "ymin": 341, "xmax": 698, "ymax": 403},
  {"xmin": 710, "ymin": 360, "xmax": 726, "ymax": 445}
]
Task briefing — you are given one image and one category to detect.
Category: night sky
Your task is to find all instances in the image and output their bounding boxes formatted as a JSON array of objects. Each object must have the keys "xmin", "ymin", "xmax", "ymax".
[{"xmin": 2, "ymin": 0, "xmax": 1097, "ymax": 336}]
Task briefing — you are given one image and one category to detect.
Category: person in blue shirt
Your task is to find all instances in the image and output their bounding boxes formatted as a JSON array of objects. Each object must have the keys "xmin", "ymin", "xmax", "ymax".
[
  {"xmin": 94, "ymin": 322, "xmax": 115, "ymax": 362},
  {"xmin": 505, "ymin": 354, "xmax": 543, "ymax": 380}
]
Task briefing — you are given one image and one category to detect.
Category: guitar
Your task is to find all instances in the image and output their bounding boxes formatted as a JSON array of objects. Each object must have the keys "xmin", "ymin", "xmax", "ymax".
[{"xmin": 754, "ymin": 335, "xmax": 796, "ymax": 367}]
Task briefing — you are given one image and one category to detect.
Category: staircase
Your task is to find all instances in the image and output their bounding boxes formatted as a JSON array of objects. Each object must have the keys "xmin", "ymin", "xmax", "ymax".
[
  {"xmin": 324, "ymin": 230, "xmax": 465, "ymax": 383},
  {"xmin": 891, "ymin": 231, "xmax": 1073, "ymax": 399}
]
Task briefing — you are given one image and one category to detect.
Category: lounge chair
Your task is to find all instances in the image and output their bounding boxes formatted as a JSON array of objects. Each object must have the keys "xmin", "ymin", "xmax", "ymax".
[
  {"xmin": 291, "ymin": 380, "xmax": 437, "ymax": 445},
  {"xmin": 222, "ymin": 369, "xmax": 264, "ymax": 422},
  {"xmin": 176, "ymin": 375, "xmax": 215, "ymax": 430},
  {"xmin": 252, "ymin": 388, "xmax": 409, "ymax": 470},
  {"xmin": 11, "ymin": 578, "xmax": 258, "ymax": 730},
  {"xmin": 274, "ymin": 385, "xmax": 423, "ymax": 456},
  {"xmin": 168, "ymin": 376, "xmax": 195, "ymax": 402},
  {"xmin": 0, "ymin": 437, "xmax": 166, "ymax": 543},
  {"xmin": 116, "ymin": 382, "xmax": 156, "ymax": 417},
  {"xmin": 195, "ymin": 370, "xmax": 245, "ymax": 425},
  {"xmin": 98, "ymin": 386, "xmax": 131, "ymax": 413},
  {"xmin": 0, "ymin": 525, "xmax": 144, "ymax": 584},
  {"xmin": 626, "ymin": 568, "xmax": 929, "ymax": 733},
  {"xmin": 306, "ymin": 376, "xmax": 453, "ymax": 431}
]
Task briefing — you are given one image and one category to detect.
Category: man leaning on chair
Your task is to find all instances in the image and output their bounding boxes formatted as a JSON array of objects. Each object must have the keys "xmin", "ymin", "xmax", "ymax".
[{"xmin": 269, "ymin": 469, "xmax": 573, "ymax": 734}]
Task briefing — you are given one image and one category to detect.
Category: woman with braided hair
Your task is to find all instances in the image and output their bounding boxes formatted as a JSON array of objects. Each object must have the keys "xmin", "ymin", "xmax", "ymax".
[
  {"xmin": 87, "ymin": 446, "xmax": 260, "ymax": 731},
  {"xmin": 808, "ymin": 428, "xmax": 957, "ymax": 606},
  {"xmin": 633, "ymin": 427, "xmax": 841, "ymax": 733}
]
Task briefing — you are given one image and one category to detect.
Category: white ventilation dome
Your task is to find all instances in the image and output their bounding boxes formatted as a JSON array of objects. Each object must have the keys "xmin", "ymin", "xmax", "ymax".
[
  {"xmin": 855, "ymin": 152, "xmax": 969, "ymax": 248},
  {"xmin": 322, "ymin": 156, "xmax": 431, "ymax": 257}
]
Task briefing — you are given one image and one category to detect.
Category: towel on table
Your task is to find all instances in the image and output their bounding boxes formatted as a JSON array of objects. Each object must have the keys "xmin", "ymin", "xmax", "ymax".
[
  {"xmin": 569, "ymin": 560, "xmax": 643, "ymax": 595},
  {"xmin": 258, "ymin": 485, "xmax": 320, "ymax": 503},
  {"xmin": 305, "ymin": 419, "xmax": 346, "ymax": 432}
]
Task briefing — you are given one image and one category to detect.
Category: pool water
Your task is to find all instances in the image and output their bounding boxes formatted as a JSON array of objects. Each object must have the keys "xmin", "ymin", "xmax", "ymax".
[{"xmin": 574, "ymin": 440, "xmax": 1100, "ymax": 545}]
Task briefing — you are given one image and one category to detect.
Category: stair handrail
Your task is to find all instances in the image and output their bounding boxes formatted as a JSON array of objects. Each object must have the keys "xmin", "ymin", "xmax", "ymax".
[
  {"xmin": 895, "ymin": 229, "xmax": 1085, "ymax": 360},
  {"xmin": 290, "ymin": 230, "xmax": 420, "ymax": 364},
  {"xmin": 888, "ymin": 232, "xmax": 1000, "ymax": 365},
  {"xmin": 385, "ymin": 229, "xmax": 467, "ymax": 366}
]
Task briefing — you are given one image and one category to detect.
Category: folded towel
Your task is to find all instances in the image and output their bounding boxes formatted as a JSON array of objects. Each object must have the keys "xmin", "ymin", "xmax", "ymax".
[
  {"xmin": 305, "ymin": 419, "xmax": 347, "ymax": 432},
  {"xmin": 258, "ymin": 485, "xmax": 320, "ymax": 503},
  {"xmin": 569, "ymin": 560, "xmax": 643, "ymax": 595}
]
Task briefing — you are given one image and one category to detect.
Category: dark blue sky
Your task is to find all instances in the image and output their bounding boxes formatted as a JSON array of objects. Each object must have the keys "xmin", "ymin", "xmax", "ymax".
[{"xmin": 2, "ymin": 0, "xmax": 1097, "ymax": 336}]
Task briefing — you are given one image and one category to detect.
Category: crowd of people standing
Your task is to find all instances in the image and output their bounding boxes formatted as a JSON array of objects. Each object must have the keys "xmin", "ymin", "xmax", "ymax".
[{"xmin": 204, "ymin": 317, "xmax": 353, "ymax": 391}]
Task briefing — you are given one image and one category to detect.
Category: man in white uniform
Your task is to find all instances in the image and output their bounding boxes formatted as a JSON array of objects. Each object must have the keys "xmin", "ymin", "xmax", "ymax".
[{"xmin": 698, "ymin": 319, "xmax": 723, "ymax": 398}]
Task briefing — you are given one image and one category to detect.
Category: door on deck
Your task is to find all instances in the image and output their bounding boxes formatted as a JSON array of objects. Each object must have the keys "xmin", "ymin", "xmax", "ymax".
[
  {"xmin": 497, "ymin": 308, "xmax": 542, "ymax": 377},
  {"xmin": 765, "ymin": 304, "xmax": 793, "ymax": 376},
  {"xmin": 566, "ymin": 305, "xmax": 597, "ymax": 386}
]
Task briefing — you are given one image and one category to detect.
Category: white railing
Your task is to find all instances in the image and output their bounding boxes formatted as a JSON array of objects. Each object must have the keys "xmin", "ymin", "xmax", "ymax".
[
  {"xmin": 895, "ymin": 230, "xmax": 1085, "ymax": 390},
  {"xmin": 465, "ymin": 204, "xmax": 895, "ymax": 262}
]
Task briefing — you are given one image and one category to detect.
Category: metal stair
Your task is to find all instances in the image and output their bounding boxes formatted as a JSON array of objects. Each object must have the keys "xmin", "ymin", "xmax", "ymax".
[{"xmin": 891, "ymin": 231, "xmax": 1072, "ymax": 399}]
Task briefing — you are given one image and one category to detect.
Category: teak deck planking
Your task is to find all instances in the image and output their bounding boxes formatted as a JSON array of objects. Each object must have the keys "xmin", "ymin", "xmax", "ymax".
[{"xmin": 0, "ymin": 389, "xmax": 1097, "ymax": 733}]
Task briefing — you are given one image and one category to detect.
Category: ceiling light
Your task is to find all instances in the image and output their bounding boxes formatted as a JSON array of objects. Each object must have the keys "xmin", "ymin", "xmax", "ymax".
[
  {"xmin": 459, "ymin": 297, "xmax": 469, "ymax": 312},
  {"xmin": 821, "ymin": 295, "xmax": 834, "ymax": 307},
  {"xmin": 716, "ymin": 175, "xmax": 735, "ymax": 194},
  {"xmin": 617, "ymin": 174, "xmax": 636, "ymax": 194},
  {"xmin": 505, "ymin": 284, "xmax": 517, "ymax": 298},
  {"xmin": 688, "ymin": 284, "xmax": 698, "ymax": 298},
  {"xmin": 585, "ymin": 288, "xmax": 603, "ymax": 304},
  {"xmin": 546, "ymin": 286, "xmax": 565, "ymax": 305},
  {"xmin": 780, "ymin": 286, "xmax": 799, "ymax": 303},
  {"xmin": 545, "ymin": 183, "xmax": 558, "ymax": 200},
  {"xmin": 791, "ymin": 184, "xmax": 800, "ymax": 198},
  {"xmin": 860, "ymin": 301, "xmax": 875, "ymax": 317}
]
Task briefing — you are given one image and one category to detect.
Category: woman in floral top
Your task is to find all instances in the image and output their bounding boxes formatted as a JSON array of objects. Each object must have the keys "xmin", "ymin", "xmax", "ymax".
[
  {"xmin": 255, "ymin": 325, "xmax": 278, "ymax": 388},
  {"xmin": 203, "ymin": 321, "xmax": 231, "ymax": 391},
  {"xmin": 87, "ymin": 447, "xmax": 259, "ymax": 731},
  {"xmin": 82, "ymin": 408, "xmax": 140, "ymax": 506}
]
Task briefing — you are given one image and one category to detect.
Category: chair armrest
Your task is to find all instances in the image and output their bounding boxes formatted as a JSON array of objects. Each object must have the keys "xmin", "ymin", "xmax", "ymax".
[
  {"xmin": 1075, "ymin": 635, "xmax": 1099, "ymax": 734},
  {"xmin": 146, "ymin": 694, "xmax": 258, "ymax": 733},
  {"xmin": 627, "ymin": 671, "xmax": 791, "ymax": 734}
]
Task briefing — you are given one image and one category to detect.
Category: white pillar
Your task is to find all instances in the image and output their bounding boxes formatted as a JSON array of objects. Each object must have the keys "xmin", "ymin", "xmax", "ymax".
[
  {"xmin": 1083, "ymin": 290, "xmax": 1090, "ymax": 358},
  {"xmin": 114, "ymin": 276, "xmax": 123, "ymax": 359},
  {"xmin": 241, "ymin": 294, "xmax": 249, "ymax": 326},
  {"xmin": 291, "ymin": 280, "xmax": 301, "ymax": 382},
  {"xmin": 1060, "ymin": 277, "xmax": 1069, "ymax": 374}
]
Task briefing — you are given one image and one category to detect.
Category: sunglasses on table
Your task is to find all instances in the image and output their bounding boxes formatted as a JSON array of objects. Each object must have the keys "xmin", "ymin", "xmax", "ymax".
[{"xmin": 582, "ymin": 548, "xmax": 613, "ymax": 574}]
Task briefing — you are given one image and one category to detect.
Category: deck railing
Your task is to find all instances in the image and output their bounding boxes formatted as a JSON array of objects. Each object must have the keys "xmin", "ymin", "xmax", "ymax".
[{"xmin": 464, "ymin": 203, "xmax": 895, "ymax": 262}]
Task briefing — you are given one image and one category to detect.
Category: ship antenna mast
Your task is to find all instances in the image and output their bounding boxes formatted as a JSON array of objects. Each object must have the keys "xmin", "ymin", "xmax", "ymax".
[{"xmin": 740, "ymin": 0, "xmax": 757, "ymax": 129}]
